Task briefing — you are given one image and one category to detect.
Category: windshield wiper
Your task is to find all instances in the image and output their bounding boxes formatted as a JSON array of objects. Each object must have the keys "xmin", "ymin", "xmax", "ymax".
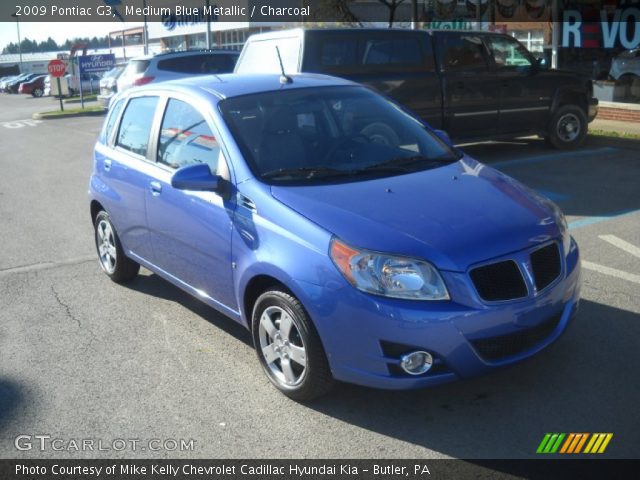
[
  {"xmin": 261, "ymin": 166, "xmax": 353, "ymax": 180},
  {"xmin": 359, "ymin": 155, "xmax": 454, "ymax": 173}
]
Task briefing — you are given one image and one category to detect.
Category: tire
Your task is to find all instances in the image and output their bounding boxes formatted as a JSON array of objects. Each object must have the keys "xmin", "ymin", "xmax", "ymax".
[
  {"xmin": 94, "ymin": 211, "xmax": 140, "ymax": 283},
  {"xmin": 252, "ymin": 289, "xmax": 334, "ymax": 401},
  {"xmin": 32, "ymin": 88, "xmax": 43, "ymax": 98},
  {"xmin": 547, "ymin": 105, "xmax": 587, "ymax": 149}
]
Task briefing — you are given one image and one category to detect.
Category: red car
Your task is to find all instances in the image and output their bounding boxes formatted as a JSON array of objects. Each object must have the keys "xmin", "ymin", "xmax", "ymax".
[{"xmin": 18, "ymin": 75, "xmax": 47, "ymax": 97}]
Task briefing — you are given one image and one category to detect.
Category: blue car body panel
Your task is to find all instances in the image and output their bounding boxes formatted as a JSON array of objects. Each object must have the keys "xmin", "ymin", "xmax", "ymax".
[{"xmin": 89, "ymin": 74, "xmax": 580, "ymax": 390}]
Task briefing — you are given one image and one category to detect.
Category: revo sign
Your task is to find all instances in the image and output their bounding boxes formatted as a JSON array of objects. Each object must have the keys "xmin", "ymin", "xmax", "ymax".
[
  {"xmin": 47, "ymin": 59, "xmax": 66, "ymax": 77},
  {"xmin": 562, "ymin": 7, "xmax": 640, "ymax": 49},
  {"xmin": 79, "ymin": 54, "xmax": 116, "ymax": 74}
]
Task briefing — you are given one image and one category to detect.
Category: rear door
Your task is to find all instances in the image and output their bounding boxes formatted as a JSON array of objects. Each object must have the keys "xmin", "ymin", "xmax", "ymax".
[
  {"xmin": 144, "ymin": 96, "xmax": 237, "ymax": 312},
  {"xmin": 97, "ymin": 94, "xmax": 160, "ymax": 261},
  {"xmin": 303, "ymin": 31, "xmax": 443, "ymax": 128},
  {"xmin": 482, "ymin": 35, "xmax": 550, "ymax": 135},
  {"xmin": 435, "ymin": 32, "xmax": 500, "ymax": 139}
]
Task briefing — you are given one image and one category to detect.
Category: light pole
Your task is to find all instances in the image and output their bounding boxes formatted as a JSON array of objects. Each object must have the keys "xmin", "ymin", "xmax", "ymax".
[
  {"xmin": 11, "ymin": 13, "xmax": 24, "ymax": 72},
  {"xmin": 143, "ymin": 0, "xmax": 149, "ymax": 55}
]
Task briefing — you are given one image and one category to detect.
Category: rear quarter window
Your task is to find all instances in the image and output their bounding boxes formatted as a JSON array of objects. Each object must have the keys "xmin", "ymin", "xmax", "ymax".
[
  {"xmin": 98, "ymin": 98, "xmax": 124, "ymax": 145},
  {"xmin": 116, "ymin": 96, "xmax": 159, "ymax": 157}
]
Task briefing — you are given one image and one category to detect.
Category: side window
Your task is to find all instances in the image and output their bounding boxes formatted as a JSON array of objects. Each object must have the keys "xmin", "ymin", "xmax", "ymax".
[
  {"xmin": 320, "ymin": 38, "xmax": 359, "ymax": 67},
  {"xmin": 116, "ymin": 96, "xmax": 158, "ymax": 156},
  {"xmin": 440, "ymin": 35, "xmax": 489, "ymax": 72},
  {"xmin": 363, "ymin": 38, "xmax": 424, "ymax": 66},
  {"xmin": 157, "ymin": 99, "xmax": 220, "ymax": 172},
  {"xmin": 99, "ymin": 98, "xmax": 124, "ymax": 145},
  {"xmin": 485, "ymin": 36, "xmax": 533, "ymax": 68}
]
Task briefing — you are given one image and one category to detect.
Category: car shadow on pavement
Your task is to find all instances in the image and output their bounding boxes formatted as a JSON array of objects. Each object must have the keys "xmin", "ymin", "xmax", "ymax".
[
  {"xmin": 462, "ymin": 136, "xmax": 640, "ymax": 220},
  {"xmin": 0, "ymin": 379, "xmax": 26, "ymax": 434},
  {"xmin": 304, "ymin": 299, "xmax": 640, "ymax": 459},
  {"xmin": 123, "ymin": 271, "xmax": 253, "ymax": 347}
]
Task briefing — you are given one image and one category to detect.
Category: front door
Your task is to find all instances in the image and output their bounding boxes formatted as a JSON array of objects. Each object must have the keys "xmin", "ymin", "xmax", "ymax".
[
  {"xmin": 436, "ymin": 32, "xmax": 500, "ymax": 140},
  {"xmin": 483, "ymin": 35, "xmax": 551, "ymax": 135},
  {"xmin": 145, "ymin": 97, "xmax": 237, "ymax": 313}
]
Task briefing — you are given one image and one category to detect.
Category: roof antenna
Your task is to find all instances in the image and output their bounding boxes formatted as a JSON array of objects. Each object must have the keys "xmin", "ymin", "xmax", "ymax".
[{"xmin": 276, "ymin": 46, "xmax": 292, "ymax": 85}]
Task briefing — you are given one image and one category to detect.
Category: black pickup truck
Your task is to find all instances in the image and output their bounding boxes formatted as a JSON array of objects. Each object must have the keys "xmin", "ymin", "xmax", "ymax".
[{"xmin": 235, "ymin": 28, "xmax": 598, "ymax": 149}]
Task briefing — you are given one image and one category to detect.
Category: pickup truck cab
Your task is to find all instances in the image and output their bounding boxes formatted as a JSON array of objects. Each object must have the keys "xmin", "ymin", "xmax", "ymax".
[{"xmin": 235, "ymin": 28, "xmax": 598, "ymax": 149}]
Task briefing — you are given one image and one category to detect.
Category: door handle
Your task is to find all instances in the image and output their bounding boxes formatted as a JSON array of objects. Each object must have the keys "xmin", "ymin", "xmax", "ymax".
[
  {"xmin": 150, "ymin": 181, "xmax": 162, "ymax": 196},
  {"xmin": 103, "ymin": 158, "xmax": 112, "ymax": 172}
]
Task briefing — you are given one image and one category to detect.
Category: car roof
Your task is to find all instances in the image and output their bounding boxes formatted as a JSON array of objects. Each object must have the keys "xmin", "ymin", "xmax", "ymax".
[
  {"xmin": 130, "ymin": 73, "xmax": 358, "ymax": 101},
  {"xmin": 128, "ymin": 49, "xmax": 240, "ymax": 62}
]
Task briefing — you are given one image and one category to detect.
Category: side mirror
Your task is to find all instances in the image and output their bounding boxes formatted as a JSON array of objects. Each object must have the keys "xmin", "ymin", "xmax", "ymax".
[
  {"xmin": 536, "ymin": 57, "xmax": 548, "ymax": 69},
  {"xmin": 171, "ymin": 163, "xmax": 221, "ymax": 192},
  {"xmin": 434, "ymin": 129, "xmax": 452, "ymax": 145}
]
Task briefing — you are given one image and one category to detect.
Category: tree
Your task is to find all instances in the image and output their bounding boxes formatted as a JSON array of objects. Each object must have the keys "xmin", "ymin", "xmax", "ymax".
[
  {"xmin": 308, "ymin": 0, "xmax": 362, "ymax": 25},
  {"xmin": 378, "ymin": 0, "xmax": 407, "ymax": 28}
]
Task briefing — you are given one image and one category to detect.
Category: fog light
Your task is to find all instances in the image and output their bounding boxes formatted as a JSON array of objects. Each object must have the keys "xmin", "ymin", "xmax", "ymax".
[{"xmin": 400, "ymin": 351, "xmax": 433, "ymax": 375}]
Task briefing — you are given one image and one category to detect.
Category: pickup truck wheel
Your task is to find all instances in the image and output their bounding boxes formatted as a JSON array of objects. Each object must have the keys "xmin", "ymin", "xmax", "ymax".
[
  {"xmin": 94, "ymin": 211, "xmax": 140, "ymax": 283},
  {"xmin": 252, "ymin": 289, "xmax": 334, "ymax": 401},
  {"xmin": 547, "ymin": 105, "xmax": 587, "ymax": 149}
]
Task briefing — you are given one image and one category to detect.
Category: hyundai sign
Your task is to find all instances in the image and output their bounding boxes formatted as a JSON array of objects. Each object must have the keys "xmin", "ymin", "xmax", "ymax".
[{"xmin": 79, "ymin": 54, "xmax": 116, "ymax": 74}]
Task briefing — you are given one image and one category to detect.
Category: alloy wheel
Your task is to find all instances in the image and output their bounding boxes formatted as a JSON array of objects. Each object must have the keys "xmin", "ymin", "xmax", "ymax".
[{"xmin": 96, "ymin": 219, "xmax": 117, "ymax": 274}]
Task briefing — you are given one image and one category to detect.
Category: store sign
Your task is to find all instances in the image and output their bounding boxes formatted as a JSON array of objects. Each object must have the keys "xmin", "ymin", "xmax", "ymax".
[
  {"xmin": 562, "ymin": 7, "xmax": 640, "ymax": 49},
  {"xmin": 79, "ymin": 54, "xmax": 116, "ymax": 74},
  {"xmin": 427, "ymin": 21, "xmax": 473, "ymax": 30}
]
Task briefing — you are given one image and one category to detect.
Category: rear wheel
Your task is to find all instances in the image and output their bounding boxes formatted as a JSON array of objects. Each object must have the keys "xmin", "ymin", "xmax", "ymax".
[
  {"xmin": 252, "ymin": 289, "xmax": 333, "ymax": 401},
  {"xmin": 547, "ymin": 105, "xmax": 587, "ymax": 149},
  {"xmin": 94, "ymin": 211, "xmax": 139, "ymax": 283},
  {"xmin": 32, "ymin": 88, "xmax": 43, "ymax": 98}
]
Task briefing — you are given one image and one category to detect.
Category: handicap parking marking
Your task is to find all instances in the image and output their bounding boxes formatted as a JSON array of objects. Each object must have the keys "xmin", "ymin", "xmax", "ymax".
[
  {"xmin": 1, "ymin": 119, "xmax": 42, "ymax": 129},
  {"xmin": 491, "ymin": 146, "xmax": 619, "ymax": 169},
  {"xmin": 599, "ymin": 235, "xmax": 640, "ymax": 259},
  {"xmin": 568, "ymin": 208, "xmax": 640, "ymax": 230},
  {"xmin": 582, "ymin": 261, "xmax": 640, "ymax": 286}
]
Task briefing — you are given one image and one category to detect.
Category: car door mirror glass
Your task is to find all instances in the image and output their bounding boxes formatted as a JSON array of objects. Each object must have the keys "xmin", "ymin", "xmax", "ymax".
[{"xmin": 171, "ymin": 163, "xmax": 221, "ymax": 192}]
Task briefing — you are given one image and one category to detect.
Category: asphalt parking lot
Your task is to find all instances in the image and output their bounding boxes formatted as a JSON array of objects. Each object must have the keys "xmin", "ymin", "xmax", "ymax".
[{"xmin": 1, "ymin": 93, "xmax": 638, "ymax": 461}]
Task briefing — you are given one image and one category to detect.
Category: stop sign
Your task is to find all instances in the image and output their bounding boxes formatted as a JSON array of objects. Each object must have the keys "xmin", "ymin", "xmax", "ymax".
[{"xmin": 47, "ymin": 59, "xmax": 66, "ymax": 78}]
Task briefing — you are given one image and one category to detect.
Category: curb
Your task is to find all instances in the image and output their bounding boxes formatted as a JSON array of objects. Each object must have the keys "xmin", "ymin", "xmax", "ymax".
[{"xmin": 32, "ymin": 110, "xmax": 105, "ymax": 120}]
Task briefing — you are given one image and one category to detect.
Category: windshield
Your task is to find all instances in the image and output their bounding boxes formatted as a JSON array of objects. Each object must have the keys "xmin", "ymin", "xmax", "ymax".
[{"xmin": 219, "ymin": 86, "xmax": 460, "ymax": 184}]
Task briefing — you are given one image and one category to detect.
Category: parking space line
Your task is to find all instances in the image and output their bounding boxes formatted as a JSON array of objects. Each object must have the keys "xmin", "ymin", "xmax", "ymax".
[
  {"xmin": 599, "ymin": 235, "xmax": 640, "ymax": 259},
  {"xmin": 491, "ymin": 147, "xmax": 618, "ymax": 169},
  {"xmin": 582, "ymin": 260, "xmax": 640, "ymax": 285},
  {"xmin": 568, "ymin": 209, "xmax": 640, "ymax": 230},
  {"xmin": 0, "ymin": 256, "xmax": 95, "ymax": 277}
]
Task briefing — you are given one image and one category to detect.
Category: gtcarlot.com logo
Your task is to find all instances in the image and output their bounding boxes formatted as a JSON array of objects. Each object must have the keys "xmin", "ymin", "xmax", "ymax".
[
  {"xmin": 14, "ymin": 435, "xmax": 196, "ymax": 452},
  {"xmin": 536, "ymin": 433, "xmax": 613, "ymax": 454}
]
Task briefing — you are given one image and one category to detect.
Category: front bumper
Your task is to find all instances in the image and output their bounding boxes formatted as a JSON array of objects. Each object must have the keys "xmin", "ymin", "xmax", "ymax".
[
  {"xmin": 298, "ymin": 240, "xmax": 581, "ymax": 390},
  {"xmin": 588, "ymin": 97, "xmax": 599, "ymax": 123}
]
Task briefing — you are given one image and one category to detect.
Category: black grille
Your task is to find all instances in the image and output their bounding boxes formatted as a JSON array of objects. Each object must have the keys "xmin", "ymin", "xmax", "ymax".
[
  {"xmin": 470, "ymin": 260, "xmax": 527, "ymax": 301},
  {"xmin": 531, "ymin": 243, "xmax": 562, "ymax": 291},
  {"xmin": 470, "ymin": 312, "xmax": 562, "ymax": 362}
]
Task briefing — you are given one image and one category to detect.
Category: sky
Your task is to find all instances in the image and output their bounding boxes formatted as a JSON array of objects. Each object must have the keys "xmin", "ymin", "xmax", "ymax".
[{"xmin": 0, "ymin": 22, "xmax": 143, "ymax": 51}]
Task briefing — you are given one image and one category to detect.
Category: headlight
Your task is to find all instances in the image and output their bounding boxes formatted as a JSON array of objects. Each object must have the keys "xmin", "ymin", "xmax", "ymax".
[{"xmin": 329, "ymin": 239, "xmax": 449, "ymax": 301}]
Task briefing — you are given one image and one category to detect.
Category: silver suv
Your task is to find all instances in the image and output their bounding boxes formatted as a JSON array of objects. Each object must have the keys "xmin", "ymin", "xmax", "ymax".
[{"xmin": 117, "ymin": 50, "xmax": 239, "ymax": 93}]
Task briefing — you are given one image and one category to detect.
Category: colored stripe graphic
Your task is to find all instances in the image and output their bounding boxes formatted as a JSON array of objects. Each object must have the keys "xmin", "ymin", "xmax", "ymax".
[{"xmin": 538, "ymin": 433, "xmax": 613, "ymax": 454}]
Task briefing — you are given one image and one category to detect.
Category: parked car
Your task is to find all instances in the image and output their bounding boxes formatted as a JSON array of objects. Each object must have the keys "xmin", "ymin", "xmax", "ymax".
[
  {"xmin": 0, "ymin": 75, "xmax": 19, "ymax": 92},
  {"xmin": 116, "ymin": 50, "xmax": 239, "ymax": 93},
  {"xmin": 609, "ymin": 48, "xmax": 640, "ymax": 83},
  {"xmin": 98, "ymin": 65, "xmax": 126, "ymax": 109},
  {"xmin": 18, "ymin": 74, "xmax": 47, "ymax": 97},
  {"xmin": 235, "ymin": 28, "xmax": 599, "ymax": 149},
  {"xmin": 5, "ymin": 73, "xmax": 40, "ymax": 93},
  {"xmin": 68, "ymin": 72, "xmax": 102, "ymax": 95},
  {"xmin": 90, "ymin": 73, "xmax": 580, "ymax": 400}
]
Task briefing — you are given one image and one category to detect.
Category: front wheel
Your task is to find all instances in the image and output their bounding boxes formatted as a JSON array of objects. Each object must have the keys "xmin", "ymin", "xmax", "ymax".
[
  {"xmin": 547, "ymin": 105, "xmax": 587, "ymax": 149},
  {"xmin": 32, "ymin": 88, "xmax": 43, "ymax": 98},
  {"xmin": 252, "ymin": 289, "xmax": 334, "ymax": 401},
  {"xmin": 94, "ymin": 211, "xmax": 139, "ymax": 283}
]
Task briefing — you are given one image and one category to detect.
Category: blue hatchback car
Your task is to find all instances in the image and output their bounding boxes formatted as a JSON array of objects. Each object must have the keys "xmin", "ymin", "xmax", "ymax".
[{"xmin": 90, "ymin": 73, "xmax": 581, "ymax": 400}]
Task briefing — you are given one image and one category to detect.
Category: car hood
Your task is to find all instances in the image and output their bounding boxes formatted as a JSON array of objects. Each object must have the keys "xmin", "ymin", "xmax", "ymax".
[{"xmin": 270, "ymin": 157, "xmax": 562, "ymax": 272}]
